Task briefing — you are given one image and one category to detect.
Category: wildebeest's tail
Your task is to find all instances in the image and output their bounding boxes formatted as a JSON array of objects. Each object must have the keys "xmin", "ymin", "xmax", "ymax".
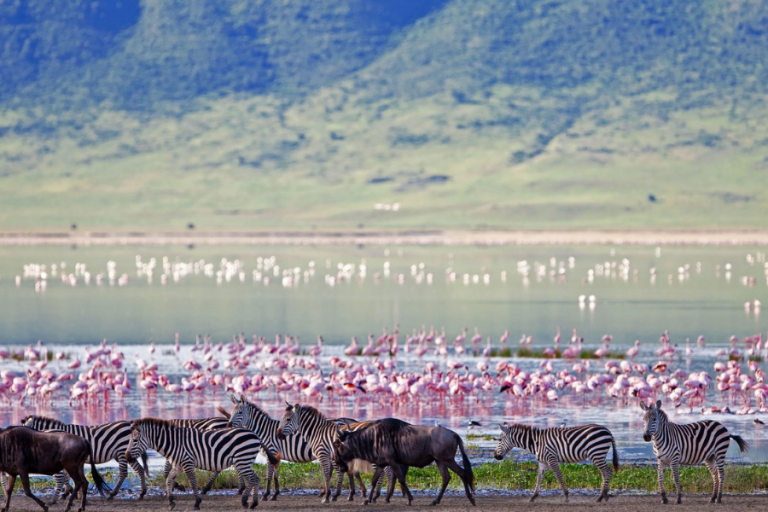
[
  {"xmin": 611, "ymin": 437, "xmax": 620, "ymax": 472},
  {"xmin": 730, "ymin": 434, "xmax": 749, "ymax": 453},
  {"xmin": 455, "ymin": 434, "xmax": 475, "ymax": 492},
  {"xmin": 217, "ymin": 406, "xmax": 231, "ymax": 420},
  {"xmin": 141, "ymin": 451, "xmax": 150, "ymax": 478},
  {"xmin": 87, "ymin": 442, "xmax": 111, "ymax": 496}
]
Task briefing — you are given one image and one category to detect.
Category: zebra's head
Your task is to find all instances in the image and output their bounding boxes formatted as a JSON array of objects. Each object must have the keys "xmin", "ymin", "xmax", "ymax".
[
  {"xmin": 640, "ymin": 399, "xmax": 663, "ymax": 442},
  {"xmin": 277, "ymin": 401, "xmax": 300, "ymax": 440},
  {"xmin": 20, "ymin": 416, "xmax": 38, "ymax": 428},
  {"xmin": 125, "ymin": 421, "xmax": 149, "ymax": 464},
  {"xmin": 494, "ymin": 422, "xmax": 520, "ymax": 460},
  {"xmin": 227, "ymin": 394, "xmax": 248, "ymax": 428}
]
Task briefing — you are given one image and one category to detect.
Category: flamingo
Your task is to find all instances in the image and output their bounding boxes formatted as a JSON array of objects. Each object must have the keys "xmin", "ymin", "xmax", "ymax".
[
  {"xmin": 500, "ymin": 330, "xmax": 509, "ymax": 344},
  {"xmin": 482, "ymin": 337, "xmax": 492, "ymax": 358},
  {"xmin": 344, "ymin": 337, "xmax": 359, "ymax": 356},
  {"xmin": 626, "ymin": 340, "xmax": 640, "ymax": 359}
]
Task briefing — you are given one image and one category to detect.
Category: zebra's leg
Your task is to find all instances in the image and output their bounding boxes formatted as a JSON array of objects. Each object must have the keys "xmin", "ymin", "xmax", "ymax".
[
  {"xmin": 181, "ymin": 462, "xmax": 202, "ymax": 510},
  {"xmin": 705, "ymin": 457, "xmax": 718, "ymax": 503},
  {"xmin": 234, "ymin": 460, "xmax": 259, "ymax": 509},
  {"xmin": 550, "ymin": 462, "xmax": 569, "ymax": 503},
  {"xmin": 271, "ymin": 462, "xmax": 280, "ymax": 501},
  {"xmin": 317, "ymin": 454, "xmax": 332, "ymax": 503},
  {"xmin": 129, "ymin": 458, "xmax": 148, "ymax": 499},
  {"xmin": 657, "ymin": 461, "xmax": 668, "ymax": 504},
  {"xmin": 716, "ymin": 457, "xmax": 726, "ymax": 504},
  {"xmin": 2, "ymin": 474, "xmax": 16, "ymax": 512},
  {"xmin": 531, "ymin": 462, "xmax": 547, "ymax": 503},
  {"xmin": 201, "ymin": 471, "xmax": 219, "ymax": 494},
  {"xmin": 671, "ymin": 461, "xmax": 681, "ymax": 504},
  {"xmin": 262, "ymin": 463, "xmax": 273, "ymax": 500},
  {"xmin": 331, "ymin": 460, "xmax": 345, "ymax": 501},
  {"xmin": 166, "ymin": 464, "xmax": 182, "ymax": 510},
  {"xmin": 50, "ymin": 471, "xmax": 68, "ymax": 505},
  {"xmin": 595, "ymin": 458, "xmax": 613, "ymax": 502},
  {"xmin": 108, "ymin": 457, "xmax": 130, "ymax": 500},
  {"xmin": 165, "ymin": 460, "xmax": 186, "ymax": 492}
]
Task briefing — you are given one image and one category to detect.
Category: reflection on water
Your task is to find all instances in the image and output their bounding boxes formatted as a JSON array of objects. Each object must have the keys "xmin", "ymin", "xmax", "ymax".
[{"xmin": 0, "ymin": 245, "xmax": 765, "ymax": 465}]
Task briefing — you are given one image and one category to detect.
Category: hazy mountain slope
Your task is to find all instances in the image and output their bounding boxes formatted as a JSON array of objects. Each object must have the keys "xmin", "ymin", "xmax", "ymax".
[{"xmin": 0, "ymin": 0, "xmax": 767, "ymax": 232}]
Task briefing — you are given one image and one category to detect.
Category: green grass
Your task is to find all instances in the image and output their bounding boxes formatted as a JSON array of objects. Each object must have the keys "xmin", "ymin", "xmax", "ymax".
[{"xmin": 14, "ymin": 462, "xmax": 768, "ymax": 495}]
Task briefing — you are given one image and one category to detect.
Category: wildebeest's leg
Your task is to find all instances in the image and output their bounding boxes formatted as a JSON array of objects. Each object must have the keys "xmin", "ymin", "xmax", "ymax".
[
  {"xmin": 346, "ymin": 470, "xmax": 356, "ymax": 502},
  {"xmin": 431, "ymin": 463, "xmax": 452, "ymax": 506},
  {"xmin": 18, "ymin": 471, "xmax": 48, "ymax": 512},
  {"xmin": 445, "ymin": 458, "xmax": 475, "ymax": 506},
  {"xmin": 364, "ymin": 467, "xmax": 383, "ymax": 505},
  {"xmin": 355, "ymin": 471, "xmax": 367, "ymax": 499},
  {"xmin": 181, "ymin": 462, "xmax": 202, "ymax": 510},
  {"xmin": 2, "ymin": 474, "xmax": 16, "ymax": 512},
  {"xmin": 128, "ymin": 459, "xmax": 148, "ymax": 499},
  {"xmin": 390, "ymin": 463, "xmax": 412, "ymax": 506},
  {"xmin": 67, "ymin": 460, "xmax": 88, "ymax": 512}
]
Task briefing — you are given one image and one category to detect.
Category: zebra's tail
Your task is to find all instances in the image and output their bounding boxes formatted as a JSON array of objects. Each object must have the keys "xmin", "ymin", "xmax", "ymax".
[
  {"xmin": 730, "ymin": 434, "xmax": 749, "ymax": 453},
  {"xmin": 455, "ymin": 434, "xmax": 476, "ymax": 492},
  {"xmin": 217, "ymin": 406, "xmax": 231, "ymax": 420},
  {"xmin": 611, "ymin": 438, "xmax": 620, "ymax": 472},
  {"xmin": 264, "ymin": 446, "xmax": 280, "ymax": 466},
  {"xmin": 141, "ymin": 450, "xmax": 150, "ymax": 478},
  {"xmin": 87, "ymin": 442, "xmax": 112, "ymax": 496}
]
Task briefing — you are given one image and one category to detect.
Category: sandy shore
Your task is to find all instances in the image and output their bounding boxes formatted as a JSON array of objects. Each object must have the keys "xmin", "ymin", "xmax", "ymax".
[
  {"xmin": 5, "ymin": 492, "xmax": 766, "ymax": 512},
  {"xmin": 2, "ymin": 230, "xmax": 768, "ymax": 246}
]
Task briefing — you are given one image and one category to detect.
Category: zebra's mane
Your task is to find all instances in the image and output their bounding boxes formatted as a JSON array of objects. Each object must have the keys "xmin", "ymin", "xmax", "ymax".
[
  {"xmin": 132, "ymin": 417, "xmax": 175, "ymax": 429},
  {"xmin": 242, "ymin": 400, "xmax": 271, "ymax": 419},
  {"xmin": 297, "ymin": 404, "xmax": 331, "ymax": 423},
  {"xmin": 508, "ymin": 423, "xmax": 540, "ymax": 434},
  {"xmin": 23, "ymin": 415, "xmax": 65, "ymax": 427}
]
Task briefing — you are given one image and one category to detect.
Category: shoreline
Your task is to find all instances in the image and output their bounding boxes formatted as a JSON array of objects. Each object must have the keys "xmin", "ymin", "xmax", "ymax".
[{"xmin": 2, "ymin": 229, "xmax": 768, "ymax": 246}]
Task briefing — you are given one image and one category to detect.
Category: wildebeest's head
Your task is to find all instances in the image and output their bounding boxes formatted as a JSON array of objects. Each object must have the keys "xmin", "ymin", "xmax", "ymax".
[
  {"xmin": 332, "ymin": 428, "xmax": 354, "ymax": 473},
  {"xmin": 276, "ymin": 401, "xmax": 300, "ymax": 441},
  {"xmin": 640, "ymin": 399, "xmax": 662, "ymax": 442},
  {"xmin": 227, "ymin": 394, "xmax": 248, "ymax": 428}
]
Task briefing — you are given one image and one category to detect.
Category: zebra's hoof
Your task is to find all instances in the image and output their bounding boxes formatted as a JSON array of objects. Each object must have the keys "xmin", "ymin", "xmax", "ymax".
[
  {"xmin": 250, "ymin": 500, "xmax": 259, "ymax": 509},
  {"xmin": 168, "ymin": 501, "xmax": 176, "ymax": 511}
]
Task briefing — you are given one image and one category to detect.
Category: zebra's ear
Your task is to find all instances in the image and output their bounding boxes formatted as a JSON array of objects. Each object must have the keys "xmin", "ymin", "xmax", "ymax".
[
  {"xmin": 239, "ymin": 394, "xmax": 246, "ymax": 404},
  {"xmin": 499, "ymin": 423, "xmax": 509, "ymax": 434},
  {"xmin": 639, "ymin": 401, "xmax": 648, "ymax": 411},
  {"xmin": 656, "ymin": 399, "xmax": 662, "ymax": 410},
  {"xmin": 230, "ymin": 394, "xmax": 238, "ymax": 405},
  {"xmin": 294, "ymin": 403, "xmax": 300, "ymax": 411}
]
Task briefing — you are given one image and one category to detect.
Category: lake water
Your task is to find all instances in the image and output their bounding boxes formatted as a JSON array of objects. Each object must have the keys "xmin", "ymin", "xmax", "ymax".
[{"xmin": 0, "ymin": 244, "xmax": 766, "ymax": 466}]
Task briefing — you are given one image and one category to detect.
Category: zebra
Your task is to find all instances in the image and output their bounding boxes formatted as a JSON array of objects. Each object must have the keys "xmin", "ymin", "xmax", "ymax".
[
  {"xmin": 224, "ymin": 395, "xmax": 390, "ymax": 501},
  {"xmin": 494, "ymin": 422, "xmax": 619, "ymax": 503},
  {"xmin": 21, "ymin": 415, "xmax": 147, "ymax": 501},
  {"xmin": 162, "ymin": 417, "xmax": 235, "ymax": 494},
  {"xmin": 125, "ymin": 418, "xmax": 276, "ymax": 510},
  {"xmin": 640, "ymin": 399, "xmax": 749, "ymax": 504}
]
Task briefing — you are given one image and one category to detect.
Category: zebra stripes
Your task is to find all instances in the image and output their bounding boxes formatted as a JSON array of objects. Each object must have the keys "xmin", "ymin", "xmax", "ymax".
[
  {"xmin": 21, "ymin": 415, "xmax": 147, "ymax": 500},
  {"xmin": 494, "ymin": 422, "xmax": 619, "ymax": 503},
  {"xmin": 163, "ymin": 417, "xmax": 235, "ymax": 493},
  {"xmin": 126, "ymin": 418, "xmax": 274, "ymax": 510},
  {"xmin": 225, "ymin": 395, "xmax": 314, "ymax": 500},
  {"xmin": 277, "ymin": 403, "xmax": 347, "ymax": 503},
  {"xmin": 641, "ymin": 400, "xmax": 749, "ymax": 504}
]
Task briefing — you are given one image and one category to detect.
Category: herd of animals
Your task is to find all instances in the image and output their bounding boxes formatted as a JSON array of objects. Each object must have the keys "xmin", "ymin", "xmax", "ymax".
[{"xmin": 0, "ymin": 396, "xmax": 751, "ymax": 512}]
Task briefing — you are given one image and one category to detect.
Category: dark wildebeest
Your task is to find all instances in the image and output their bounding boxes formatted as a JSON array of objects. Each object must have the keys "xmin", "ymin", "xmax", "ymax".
[
  {"xmin": 0, "ymin": 426, "xmax": 110, "ymax": 512},
  {"xmin": 333, "ymin": 418, "xmax": 476, "ymax": 506}
]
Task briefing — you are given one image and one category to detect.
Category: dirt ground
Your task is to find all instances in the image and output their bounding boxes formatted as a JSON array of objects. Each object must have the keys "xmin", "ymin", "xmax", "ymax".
[{"xmin": 2, "ymin": 493, "xmax": 766, "ymax": 512}]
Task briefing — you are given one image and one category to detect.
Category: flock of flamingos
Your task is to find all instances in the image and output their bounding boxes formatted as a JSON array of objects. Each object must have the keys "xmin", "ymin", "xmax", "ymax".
[{"xmin": 1, "ymin": 324, "xmax": 767, "ymax": 415}]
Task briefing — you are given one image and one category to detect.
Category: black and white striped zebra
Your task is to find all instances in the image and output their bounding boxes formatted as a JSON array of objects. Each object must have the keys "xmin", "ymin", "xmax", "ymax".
[
  {"xmin": 494, "ymin": 422, "xmax": 619, "ymax": 503},
  {"xmin": 640, "ymin": 400, "xmax": 749, "ymax": 504},
  {"xmin": 223, "ymin": 395, "xmax": 313, "ymax": 500},
  {"xmin": 162, "ymin": 417, "xmax": 235, "ymax": 494},
  {"xmin": 125, "ymin": 418, "xmax": 276, "ymax": 510},
  {"xmin": 21, "ymin": 415, "xmax": 148, "ymax": 500},
  {"xmin": 276, "ymin": 403, "xmax": 351, "ymax": 503}
]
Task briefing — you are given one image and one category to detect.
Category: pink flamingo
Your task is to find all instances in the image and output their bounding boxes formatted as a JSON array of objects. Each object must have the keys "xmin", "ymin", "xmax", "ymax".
[
  {"xmin": 626, "ymin": 340, "xmax": 640, "ymax": 359},
  {"xmin": 344, "ymin": 337, "xmax": 359, "ymax": 356}
]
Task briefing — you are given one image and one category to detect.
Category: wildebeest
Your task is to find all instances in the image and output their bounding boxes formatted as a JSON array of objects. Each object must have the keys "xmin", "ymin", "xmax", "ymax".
[
  {"xmin": 0, "ymin": 426, "xmax": 110, "ymax": 512},
  {"xmin": 332, "ymin": 418, "xmax": 476, "ymax": 506}
]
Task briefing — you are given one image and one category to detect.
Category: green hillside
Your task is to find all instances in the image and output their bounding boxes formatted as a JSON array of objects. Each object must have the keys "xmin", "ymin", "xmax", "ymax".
[{"xmin": 1, "ymin": 0, "xmax": 767, "ymax": 232}]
